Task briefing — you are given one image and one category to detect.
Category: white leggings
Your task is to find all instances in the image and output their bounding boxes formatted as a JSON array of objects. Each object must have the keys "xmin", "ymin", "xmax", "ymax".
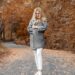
[{"xmin": 33, "ymin": 48, "xmax": 43, "ymax": 71}]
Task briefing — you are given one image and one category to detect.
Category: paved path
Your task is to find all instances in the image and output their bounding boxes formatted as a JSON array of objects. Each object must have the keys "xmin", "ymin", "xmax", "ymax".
[
  {"xmin": 1, "ymin": 42, "xmax": 26, "ymax": 48},
  {"xmin": 0, "ymin": 42, "xmax": 75, "ymax": 75}
]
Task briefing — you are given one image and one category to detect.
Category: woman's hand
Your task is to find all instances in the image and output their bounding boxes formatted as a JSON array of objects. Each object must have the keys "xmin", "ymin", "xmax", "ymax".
[
  {"xmin": 32, "ymin": 25, "xmax": 38, "ymax": 29},
  {"xmin": 32, "ymin": 21, "xmax": 39, "ymax": 29}
]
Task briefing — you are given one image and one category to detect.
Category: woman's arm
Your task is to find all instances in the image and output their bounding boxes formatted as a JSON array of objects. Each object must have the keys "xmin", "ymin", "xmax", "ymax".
[
  {"xmin": 27, "ymin": 20, "xmax": 33, "ymax": 34},
  {"xmin": 38, "ymin": 22, "xmax": 48, "ymax": 32}
]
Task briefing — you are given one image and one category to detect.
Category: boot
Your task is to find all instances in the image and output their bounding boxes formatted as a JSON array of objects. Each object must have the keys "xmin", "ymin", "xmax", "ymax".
[{"xmin": 34, "ymin": 71, "xmax": 42, "ymax": 75}]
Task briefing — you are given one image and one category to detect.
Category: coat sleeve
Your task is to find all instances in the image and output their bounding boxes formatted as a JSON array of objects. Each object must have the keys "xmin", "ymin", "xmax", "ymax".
[
  {"xmin": 27, "ymin": 20, "xmax": 33, "ymax": 34},
  {"xmin": 38, "ymin": 22, "xmax": 48, "ymax": 32}
]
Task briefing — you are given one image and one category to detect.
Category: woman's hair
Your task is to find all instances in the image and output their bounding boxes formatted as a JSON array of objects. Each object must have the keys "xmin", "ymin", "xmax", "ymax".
[{"xmin": 30, "ymin": 7, "xmax": 47, "ymax": 22}]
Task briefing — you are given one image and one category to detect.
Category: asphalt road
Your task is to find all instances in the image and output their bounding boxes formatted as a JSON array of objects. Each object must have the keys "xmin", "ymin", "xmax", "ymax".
[{"xmin": 0, "ymin": 42, "xmax": 75, "ymax": 75}]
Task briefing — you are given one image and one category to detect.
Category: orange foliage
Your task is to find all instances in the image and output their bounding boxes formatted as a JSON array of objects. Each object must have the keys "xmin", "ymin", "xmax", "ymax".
[
  {"xmin": 1, "ymin": 0, "xmax": 34, "ymax": 44},
  {"xmin": 0, "ymin": 0, "xmax": 75, "ymax": 50}
]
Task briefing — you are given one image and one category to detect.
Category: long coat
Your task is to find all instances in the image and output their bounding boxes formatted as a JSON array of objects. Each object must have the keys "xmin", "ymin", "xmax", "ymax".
[{"xmin": 27, "ymin": 20, "xmax": 48, "ymax": 50}]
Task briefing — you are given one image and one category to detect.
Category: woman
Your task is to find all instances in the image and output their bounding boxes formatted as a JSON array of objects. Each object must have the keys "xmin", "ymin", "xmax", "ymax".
[{"xmin": 27, "ymin": 7, "xmax": 48, "ymax": 75}]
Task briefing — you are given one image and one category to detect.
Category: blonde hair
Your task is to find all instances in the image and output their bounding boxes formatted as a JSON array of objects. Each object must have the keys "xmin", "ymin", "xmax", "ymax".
[{"xmin": 30, "ymin": 7, "xmax": 47, "ymax": 22}]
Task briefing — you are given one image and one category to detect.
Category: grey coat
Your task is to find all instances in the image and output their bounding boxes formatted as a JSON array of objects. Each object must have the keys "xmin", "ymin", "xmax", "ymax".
[{"xmin": 27, "ymin": 20, "xmax": 48, "ymax": 50}]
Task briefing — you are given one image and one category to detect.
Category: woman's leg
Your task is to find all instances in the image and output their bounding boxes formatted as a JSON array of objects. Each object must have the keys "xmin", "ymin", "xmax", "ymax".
[
  {"xmin": 33, "ymin": 50, "xmax": 38, "ymax": 68},
  {"xmin": 36, "ymin": 48, "xmax": 43, "ymax": 71},
  {"xmin": 33, "ymin": 48, "xmax": 43, "ymax": 75}
]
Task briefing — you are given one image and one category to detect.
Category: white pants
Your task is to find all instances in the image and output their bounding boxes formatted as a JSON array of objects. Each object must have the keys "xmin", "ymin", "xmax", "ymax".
[{"xmin": 33, "ymin": 48, "xmax": 43, "ymax": 71}]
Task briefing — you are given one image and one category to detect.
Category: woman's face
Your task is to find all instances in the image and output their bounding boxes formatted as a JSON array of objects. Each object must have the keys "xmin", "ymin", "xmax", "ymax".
[{"xmin": 35, "ymin": 10, "xmax": 42, "ymax": 19}]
